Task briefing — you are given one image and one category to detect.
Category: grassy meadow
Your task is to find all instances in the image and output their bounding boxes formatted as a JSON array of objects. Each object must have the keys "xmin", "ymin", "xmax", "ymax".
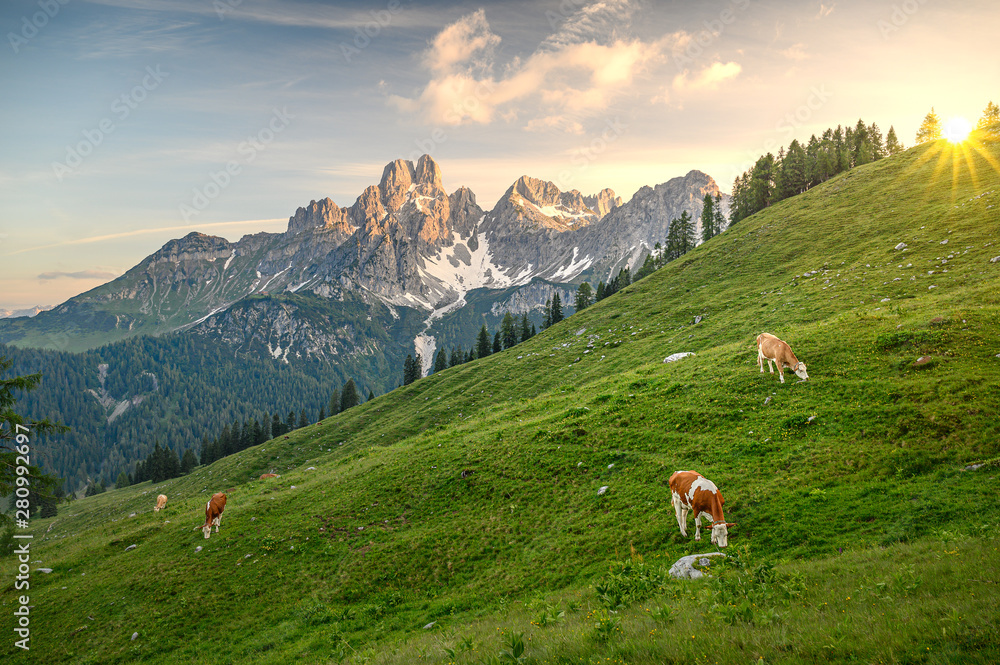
[{"xmin": 3, "ymin": 137, "xmax": 1000, "ymax": 664}]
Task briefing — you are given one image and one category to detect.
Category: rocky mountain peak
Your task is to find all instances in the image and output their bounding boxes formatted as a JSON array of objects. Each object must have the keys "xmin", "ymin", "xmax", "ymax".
[
  {"xmin": 414, "ymin": 154, "xmax": 443, "ymax": 188},
  {"xmin": 510, "ymin": 176, "xmax": 563, "ymax": 208},
  {"xmin": 379, "ymin": 158, "xmax": 417, "ymax": 210},
  {"xmin": 286, "ymin": 197, "xmax": 353, "ymax": 235},
  {"xmin": 583, "ymin": 188, "xmax": 623, "ymax": 217}
]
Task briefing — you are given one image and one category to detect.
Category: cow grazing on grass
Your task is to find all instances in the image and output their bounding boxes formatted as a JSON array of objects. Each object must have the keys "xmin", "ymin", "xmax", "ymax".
[
  {"xmin": 669, "ymin": 470, "xmax": 735, "ymax": 548},
  {"xmin": 756, "ymin": 333, "xmax": 808, "ymax": 383},
  {"xmin": 199, "ymin": 492, "xmax": 227, "ymax": 539},
  {"xmin": 259, "ymin": 473, "xmax": 279, "ymax": 480},
  {"xmin": 154, "ymin": 494, "xmax": 167, "ymax": 512}
]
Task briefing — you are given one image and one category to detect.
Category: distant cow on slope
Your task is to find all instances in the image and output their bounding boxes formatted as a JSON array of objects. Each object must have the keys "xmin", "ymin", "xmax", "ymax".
[
  {"xmin": 669, "ymin": 470, "xmax": 735, "ymax": 548},
  {"xmin": 756, "ymin": 333, "xmax": 808, "ymax": 383},
  {"xmin": 197, "ymin": 492, "xmax": 227, "ymax": 539},
  {"xmin": 154, "ymin": 494, "xmax": 167, "ymax": 512},
  {"xmin": 259, "ymin": 473, "xmax": 279, "ymax": 480}
]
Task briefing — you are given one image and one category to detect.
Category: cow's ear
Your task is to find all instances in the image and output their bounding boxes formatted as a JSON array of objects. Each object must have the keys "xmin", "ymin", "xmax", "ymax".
[{"xmin": 725, "ymin": 522, "xmax": 736, "ymax": 527}]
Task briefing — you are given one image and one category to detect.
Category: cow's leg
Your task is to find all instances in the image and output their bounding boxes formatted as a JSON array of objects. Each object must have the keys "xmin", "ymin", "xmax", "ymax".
[
  {"xmin": 767, "ymin": 358, "xmax": 775, "ymax": 374},
  {"xmin": 758, "ymin": 348, "xmax": 765, "ymax": 373},
  {"xmin": 694, "ymin": 513, "xmax": 702, "ymax": 541},
  {"xmin": 778, "ymin": 366, "xmax": 785, "ymax": 383},
  {"xmin": 672, "ymin": 492, "xmax": 687, "ymax": 537}
]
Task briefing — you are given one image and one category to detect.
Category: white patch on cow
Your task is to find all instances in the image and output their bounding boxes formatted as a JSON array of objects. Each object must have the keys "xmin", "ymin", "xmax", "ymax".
[{"xmin": 686, "ymin": 477, "xmax": 718, "ymax": 502}]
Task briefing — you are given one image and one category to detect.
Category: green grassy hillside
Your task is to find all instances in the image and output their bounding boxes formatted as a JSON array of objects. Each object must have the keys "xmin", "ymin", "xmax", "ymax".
[{"xmin": 4, "ymin": 138, "xmax": 1000, "ymax": 664}]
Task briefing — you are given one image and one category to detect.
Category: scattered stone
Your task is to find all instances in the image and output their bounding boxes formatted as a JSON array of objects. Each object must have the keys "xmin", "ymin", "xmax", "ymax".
[
  {"xmin": 807, "ymin": 416, "xmax": 817, "ymax": 423},
  {"xmin": 913, "ymin": 356, "xmax": 934, "ymax": 366},
  {"xmin": 763, "ymin": 396, "xmax": 771, "ymax": 405},
  {"xmin": 131, "ymin": 632, "xmax": 138, "ymax": 641},
  {"xmin": 35, "ymin": 568, "xmax": 53, "ymax": 574},
  {"xmin": 194, "ymin": 546, "xmax": 203, "ymax": 553},
  {"xmin": 991, "ymin": 256, "xmax": 1000, "ymax": 263},
  {"xmin": 575, "ymin": 328, "xmax": 586, "ymax": 336},
  {"xmin": 306, "ymin": 467, "xmax": 316, "ymax": 471},
  {"xmin": 694, "ymin": 315, "xmax": 702, "ymax": 324},
  {"xmin": 597, "ymin": 486, "xmax": 609, "ymax": 495},
  {"xmin": 965, "ymin": 463, "xmax": 984, "ymax": 471},
  {"xmin": 423, "ymin": 621, "xmax": 436, "ymax": 630},
  {"xmin": 124, "ymin": 544, "xmax": 136, "ymax": 552},
  {"xmin": 894, "ymin": 242, "xmax": 907, "ymax": 250},
  {"xmin": 290, "ymin": 486, "xmax": 296, "ymax": 489},
  {"xmin": 668, "ymin": 552, "xmax": 727, "ymax": 580},
  {"xmin": 940, "ymin": 239, "xmax": 948, "ymax": 244},
  {"xmin": 663, "ymin": 352, "xmax": 696, "ymax": 363},
  {"xmin": 128, "ymin": 513, "xmax": 136, "ymax": 518}
]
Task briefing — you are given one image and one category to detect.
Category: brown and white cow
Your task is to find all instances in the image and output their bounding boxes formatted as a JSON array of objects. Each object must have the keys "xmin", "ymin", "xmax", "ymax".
[
  {"xmin": 259, "ymin": 473, "xmax": 279, "ymax": 480},
  {"xmin": 154, "ymin": 494, "xmax": 167, "ymax": 512},
  {"xmin": 199, "ymin": 492, "xmax": 227, "ymax": 539},
  {"xmin": 756, "ymin": 333, "xmax": 808, "ymax": 383},
  {"xmin": 668, "ymin": 470, "xmax": 735, "ymax": 548}
]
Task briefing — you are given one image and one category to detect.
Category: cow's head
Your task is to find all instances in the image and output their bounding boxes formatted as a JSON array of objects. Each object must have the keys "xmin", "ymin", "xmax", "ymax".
[
  {"xmin": 710, "ymin": 522, "xmax": 736, "ymax": 548},
  {"xmin": 202, "ymin": 524, "xmax": 212, "ymax": 539},
  {"xmin": 793, "ymin": 362, "xmax": 808, "ymax": 381}
]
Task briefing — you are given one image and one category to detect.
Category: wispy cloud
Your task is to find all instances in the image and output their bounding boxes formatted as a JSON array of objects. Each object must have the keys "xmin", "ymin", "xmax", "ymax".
[
  {"xmin": 38, "ymin": 270, "xmax": 119, "ymax": 281},
  {"xmin": 10, "ymin": 219, "xmax": 284, "ymax": 255},
  {"xmin": 779, "ymin": 43, "xmax": 809, "ymax": 61},
  {"xmin": 673, "ymin": 61, "xmax": 742, "ymax": 91},
  {"xmin": 388, "ymin": 3, "xmax": 682, "ymax": 132}
]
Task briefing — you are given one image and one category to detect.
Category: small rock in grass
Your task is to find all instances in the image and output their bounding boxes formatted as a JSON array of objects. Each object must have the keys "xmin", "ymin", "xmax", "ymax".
[{"xmin": 124, "ymin": 544, "xmax": 136, "ymax": 552}]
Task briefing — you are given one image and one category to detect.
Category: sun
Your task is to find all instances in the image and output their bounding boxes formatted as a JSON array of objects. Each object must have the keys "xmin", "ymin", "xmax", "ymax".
[{"xmin": 943, "ymin": 116, "xmax": 972, "ymax": 143}]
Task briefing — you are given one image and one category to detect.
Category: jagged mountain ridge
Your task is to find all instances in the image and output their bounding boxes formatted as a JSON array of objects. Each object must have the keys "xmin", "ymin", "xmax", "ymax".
[{"xmin": 0, "ymin": 155, "xmax": 728, "ymax": 360}]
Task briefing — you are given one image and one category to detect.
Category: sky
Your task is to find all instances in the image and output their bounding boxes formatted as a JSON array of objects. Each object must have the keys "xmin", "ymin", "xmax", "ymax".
[{"xmin": 1, "ymin": 0, "xmax": 997, "ymax": 309}]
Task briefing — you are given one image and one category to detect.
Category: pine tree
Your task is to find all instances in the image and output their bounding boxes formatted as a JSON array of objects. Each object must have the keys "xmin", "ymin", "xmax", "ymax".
[
  {"xmin": 596, "ymin": 281, "xmax": 606, "ymax": 301},
  {"xmin": 262, "ymin": 413, "xmax": 272, "ymax": 440},
  {"xmin": 368, "ymin": 390, "xmax": 375, "ymax": 401},
  {"xmin": 181, "ymin": 448, "xmax": 198, "ymax": 474},
  {"xmin": 574, "ymin": 282, "xmax": 593, "ymax": 311},
  {"xmin": 328, "ymin": 389, "xmax": 341, "ymax": 417},
  {"xmin": 543, "ymin": 298, "xmax": 552, "ymax": 329},
  {"xmin": 885, "ymin": 126, "xmax": 903, "ymax": 155},
  {"xmin": 434, "ymin": 348, "xmax": 448, "ymax": 372},
  {"xmin": 501, "ymin": 312, "xmax": 518, "ymax": 349},
  {"xmin": 550, "ymin": 293, "xmax": 563, "ymax": 325},
  {"xmin": 271, "ymin": 413, "xmax": 284, "ymax": 438},
  {"xmin": 252, "ymin": 419, "xmax": 264, "ymax": 445},
  {"xmin": 285, "ymin": 411, "xmax": 296, "ymax": 433},
  {"xmin": 978, "ymin": 101, "xmax": 1000, "ymax": 128},
  {"xmin": 450, "ymin": 346, "xmax": 463, "ymax": 367},
  {"xmin": 298, "ymin": 410, "xmax": 309, "ymax": 429},
  {"xmin": 492, "ymin": 331, "xmax": 502, "ymax": 354},
  {"xmin": 476, "ymin": 325, "xmax": 491, "ymax": 359},
  {"xmin": 519, "ymin": 314, "xmax": 532, "ymax": 342},
  {"xmin": 915, "ymin": 107, "xmax": 942, "ymax": 144},
  {"xmin": 116, "ymin": 470, "xmax": 130, "ymax": 488},
  {"xmin": 340, "ymin": 379, "xmax": 360, "ymax": 412},
  {"xmin": 403, "ymin": 354, "xmax": 417, "ymax": 385},
  {"xmin": 700, "ymin": 193, "xmax": 716, "ymax": 243},
  {"xmin": 714, "ymin": 192, "xmax": 725, "ymax": 233}
]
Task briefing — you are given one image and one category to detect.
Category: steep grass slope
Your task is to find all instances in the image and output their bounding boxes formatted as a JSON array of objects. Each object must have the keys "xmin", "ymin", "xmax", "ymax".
[{"xmin": 3, "ymin": 138, "xmax": 1000, "ymax": 664}]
